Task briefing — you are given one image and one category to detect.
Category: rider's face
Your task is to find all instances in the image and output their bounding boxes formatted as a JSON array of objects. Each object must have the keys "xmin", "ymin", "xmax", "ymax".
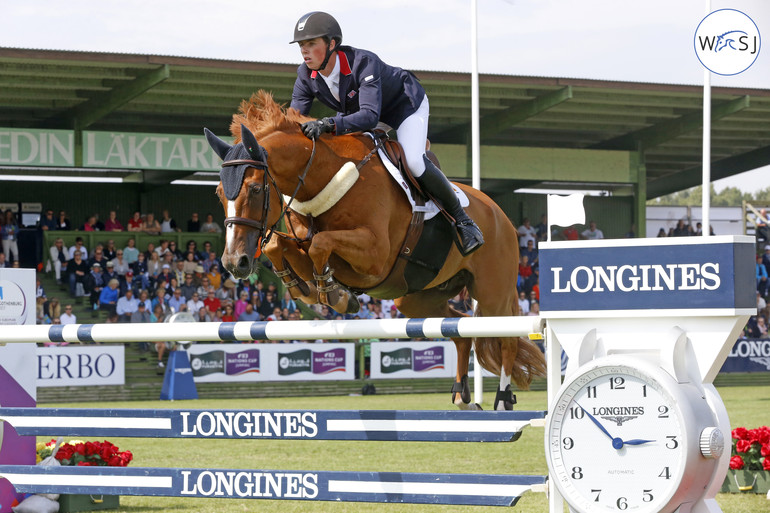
[{"xmin": 298, "ymin": 37, "xmax": 335, "ymax": 72}]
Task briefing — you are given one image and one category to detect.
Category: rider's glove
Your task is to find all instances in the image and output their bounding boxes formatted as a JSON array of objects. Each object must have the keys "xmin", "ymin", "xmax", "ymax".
[{"xmin": 301, "ymin": 117, "xmax": 335, "ymax": 139}]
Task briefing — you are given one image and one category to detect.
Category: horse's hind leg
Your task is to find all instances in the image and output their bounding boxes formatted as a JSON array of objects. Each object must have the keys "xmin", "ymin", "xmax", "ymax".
[{"xmin": 395, "ymin": 281, "xmax": 479, "ymax": 410}]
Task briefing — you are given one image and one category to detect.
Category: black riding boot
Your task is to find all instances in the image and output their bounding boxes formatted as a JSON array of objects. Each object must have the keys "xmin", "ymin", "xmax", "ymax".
[{"xmin": 417, "ymin": 155, "xmax": 484, "ymax": 256}]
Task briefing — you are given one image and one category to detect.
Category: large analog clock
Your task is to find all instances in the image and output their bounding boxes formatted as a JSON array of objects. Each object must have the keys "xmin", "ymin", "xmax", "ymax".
[{"xmin": 545, "ymin": 356, "xmax": 723, "ymax": 513}]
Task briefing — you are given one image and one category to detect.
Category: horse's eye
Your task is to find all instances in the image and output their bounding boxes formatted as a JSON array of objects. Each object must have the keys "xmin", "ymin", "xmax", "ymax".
[{"xmin": 250, "ymin": 184, "xmax": 262, "ymax": 194}]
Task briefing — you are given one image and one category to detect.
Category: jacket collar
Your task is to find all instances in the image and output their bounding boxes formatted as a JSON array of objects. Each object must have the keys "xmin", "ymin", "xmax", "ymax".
[{"xmin": 310, "ymin": 50, "xmax": 352, "ymax": 79}]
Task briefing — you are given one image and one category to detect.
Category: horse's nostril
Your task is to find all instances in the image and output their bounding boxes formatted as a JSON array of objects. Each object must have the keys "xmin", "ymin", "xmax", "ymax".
[{"xmin": 238, "ymin": 255, "xmax": 250, "ymax": 270}]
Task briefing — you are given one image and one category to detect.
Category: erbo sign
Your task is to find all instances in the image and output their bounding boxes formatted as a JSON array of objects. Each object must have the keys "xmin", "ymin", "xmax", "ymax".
[{"xmin": 37, "ymin": 346, "xmax": 125, "ymax": 387}]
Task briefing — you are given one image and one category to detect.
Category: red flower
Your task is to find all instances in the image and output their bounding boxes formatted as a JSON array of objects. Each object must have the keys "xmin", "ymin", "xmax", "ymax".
[
  {"xmin": 732, "ymin": 427, "xmax": 750, "ymax": 440},
  {"xmin": 764, "ymin": 458, "xmax": 770, "ymax": 471},
  {"xmin": 730, "ymin": 456, "xmax": 745, "ymax": 469},
  {"xmin": 761, "ymin": 444, "xmax": 770, "ymax": 457},
  {"xmin": 736, "ymin": 439, "xmax": 752, "ymax": 453}
]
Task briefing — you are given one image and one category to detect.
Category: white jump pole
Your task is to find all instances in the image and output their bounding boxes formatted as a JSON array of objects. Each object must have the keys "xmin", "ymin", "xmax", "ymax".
[{"xmin": 0, "ymin": 316, "xmax": 544, "ymax": 345}]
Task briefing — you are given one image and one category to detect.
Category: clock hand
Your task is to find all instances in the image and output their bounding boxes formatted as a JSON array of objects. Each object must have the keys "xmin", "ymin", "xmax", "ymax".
[
  {"xmin": 575, "ymin": 402, "xmax": 615, "ymax": 441},
  {"xmin": 621, "ymin": 439, "xmax": 656, "ymax": 445}
]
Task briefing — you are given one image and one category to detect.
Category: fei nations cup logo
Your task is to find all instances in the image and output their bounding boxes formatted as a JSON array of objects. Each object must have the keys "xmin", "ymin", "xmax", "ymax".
[{"xmin": 694, "ymin": 9, "xmax": 761, "ymax": 75}]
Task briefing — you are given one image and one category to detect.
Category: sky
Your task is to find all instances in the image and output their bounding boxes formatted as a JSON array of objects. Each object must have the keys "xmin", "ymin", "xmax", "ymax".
[{"xmin": 1, "ymin": 0, "xmax": 768, "ymax": 193}]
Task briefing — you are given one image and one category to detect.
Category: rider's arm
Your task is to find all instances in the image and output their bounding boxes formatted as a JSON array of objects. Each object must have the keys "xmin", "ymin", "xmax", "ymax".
[
  {"xmin": 290, "ymin": 70, "xmax": 315, "ymax": 115},
  {"xmin": 332, "ymin": 53, "xmax": 381, "ymax": 135}
]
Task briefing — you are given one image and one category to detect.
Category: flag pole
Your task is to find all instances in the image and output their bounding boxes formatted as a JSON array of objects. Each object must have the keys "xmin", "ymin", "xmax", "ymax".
[
  {"xmin": 470, "ymin": 0, "xmax": 483, "ymax": 406},
  {"xmin": 702, "ymin": 0, "xmax": 711, "ymax": 236}
]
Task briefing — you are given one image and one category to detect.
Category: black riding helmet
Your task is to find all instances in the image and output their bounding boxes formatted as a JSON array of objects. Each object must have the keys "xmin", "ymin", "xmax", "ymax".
[{"xmin": 290, "ymin": 11, "xmax": 342, "ymax": 71}]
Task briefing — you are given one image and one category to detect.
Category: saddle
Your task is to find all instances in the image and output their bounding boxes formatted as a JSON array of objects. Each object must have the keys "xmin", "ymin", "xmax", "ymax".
[{"xmin": 362, "ymin": 137, "xmax": 456, "ymax": 299}]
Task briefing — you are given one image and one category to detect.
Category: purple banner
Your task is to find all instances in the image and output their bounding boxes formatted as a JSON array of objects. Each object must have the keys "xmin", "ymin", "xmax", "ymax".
[
  {"xmin": 312, "ymin": 348, "xmax": 347, "ymax": 374},
  {"xmin": 225, "ymin": 349, "xmax": 260, "ymax": 376},
  {"xmin": 413, "ymin": 346, "xmax": 445, "ymax": 372}
]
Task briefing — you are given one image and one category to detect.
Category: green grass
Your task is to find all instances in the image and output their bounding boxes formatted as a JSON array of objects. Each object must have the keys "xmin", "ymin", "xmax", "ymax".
[{"xmin": 38, "ymin": 387, "xmax": 770, "ymax": 513}]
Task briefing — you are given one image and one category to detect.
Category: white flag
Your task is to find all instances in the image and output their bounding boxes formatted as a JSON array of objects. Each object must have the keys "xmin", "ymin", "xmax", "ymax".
[{"xmin": 547, "ymin": 193, "xmax": 585, "ymax": 228}]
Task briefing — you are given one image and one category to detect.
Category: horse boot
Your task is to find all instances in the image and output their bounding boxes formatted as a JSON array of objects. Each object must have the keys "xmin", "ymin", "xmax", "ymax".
[
  {"xmin": 494, "ymin": 384, "xmax": 517, "ymax": 411},
  {"xmin": 451, "ymin": 374, "xmax": 482, "ymax": 410},
  {"xmin": 274, "ymin": 258, "xmax": 317, "ymax": 305},
  {"xmin": 417, "ymin": 155, "xmax": 484, "ymax": 256},
  {"xmin": 314, "ymin": 264, "xmax": 360, "ymax": 314}
]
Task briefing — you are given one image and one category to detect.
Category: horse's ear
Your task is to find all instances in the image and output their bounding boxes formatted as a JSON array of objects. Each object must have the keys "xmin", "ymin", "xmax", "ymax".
[
  {"xmin": 204, "ymin": 128, "xmax": 231, "ymax": 160},
  {"xmin": 239, "ymin": 124, "xmax": 262, "ymax": 161}
]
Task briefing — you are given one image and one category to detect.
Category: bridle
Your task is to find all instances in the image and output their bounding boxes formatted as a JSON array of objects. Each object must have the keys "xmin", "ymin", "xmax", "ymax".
[{"xmin": 221, "ymin": 139, "xmax": 317, "ymax": 249}]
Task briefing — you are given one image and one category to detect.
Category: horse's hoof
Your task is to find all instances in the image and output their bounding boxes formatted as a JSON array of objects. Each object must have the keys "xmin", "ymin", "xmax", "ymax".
[
  {"xmin": 494, "ymin": 385, "xmax": 517, "ymax": 411},
  {"xmin": 345, "ymin": 293, "xmax": 360, "ymax": 314},
  {"xmin": 469, "ymin": 403, "xmax": 483, "ymax": 411}
]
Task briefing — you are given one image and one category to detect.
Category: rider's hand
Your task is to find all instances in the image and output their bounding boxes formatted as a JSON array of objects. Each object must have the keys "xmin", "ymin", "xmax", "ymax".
[{"xmin": 301, "ymin": 117, "xmax": 335, "ymax": 139}]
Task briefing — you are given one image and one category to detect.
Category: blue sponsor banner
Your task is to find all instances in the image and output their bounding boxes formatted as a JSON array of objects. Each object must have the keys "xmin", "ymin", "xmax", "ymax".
[
  {"xmin": 539, "ymin": 237, "xmax": 755, "ymax": 313},
  {"xmin": 0, "ymin": 465, "xmax": 545, "ymax": 507},
  {"xmin": 721, "ymin": 338, "xmax": 770, "ymax": 373},
  {"xmin": 0, "ymin": 407, "xmax": 545, "ymax": 443}
]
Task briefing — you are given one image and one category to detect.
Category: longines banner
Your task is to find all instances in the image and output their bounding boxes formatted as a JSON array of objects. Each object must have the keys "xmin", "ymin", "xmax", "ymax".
[
  {"xmin": 0, "ymin": 127, "xmax": 229, "ymax": 171},
  {"xmin": 721, "ymin": 338, "xmax": 770, "ymax": 373},
  {"xmin": 36, "ymin": 346, "xmax": 125, "ymax": 387},
  {"xmin": 187, "ymin": 344, "xmax": 355, "ymax": 383},
  {"xmin": 539, "ymin": 236, "xmax": 755, "ymax": 314}
]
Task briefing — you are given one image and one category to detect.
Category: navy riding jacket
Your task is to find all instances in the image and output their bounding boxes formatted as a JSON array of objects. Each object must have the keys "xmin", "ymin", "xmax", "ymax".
[{"xmin": 290, "ymin": 45, "xmax": 426, "ymax": 135}]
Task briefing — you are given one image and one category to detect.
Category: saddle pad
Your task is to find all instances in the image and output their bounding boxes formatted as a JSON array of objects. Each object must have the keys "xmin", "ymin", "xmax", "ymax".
[{"xmin": 375, "ymin": 145, "xmax": 469, "ymax": 221}]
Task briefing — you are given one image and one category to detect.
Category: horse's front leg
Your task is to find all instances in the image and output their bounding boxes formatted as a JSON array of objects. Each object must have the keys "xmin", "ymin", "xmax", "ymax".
[
  {"xmin": 262, "ymin": 235, "xmax": 318, "ymax": 305},
  {"xmin": 307, "ymin": 227, "xmax": 389, "ymax": 314}
]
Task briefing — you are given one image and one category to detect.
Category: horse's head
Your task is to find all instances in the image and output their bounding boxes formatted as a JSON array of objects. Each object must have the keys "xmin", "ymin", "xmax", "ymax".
[{"xmin": 205, "ymin": 124, "xmax": 278, "ymax": 279}]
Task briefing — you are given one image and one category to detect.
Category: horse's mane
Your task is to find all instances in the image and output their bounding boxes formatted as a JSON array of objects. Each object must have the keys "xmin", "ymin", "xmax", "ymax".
[{"xmin": 230, "ymin": 90, "xmax": 312, "ymax": 143}]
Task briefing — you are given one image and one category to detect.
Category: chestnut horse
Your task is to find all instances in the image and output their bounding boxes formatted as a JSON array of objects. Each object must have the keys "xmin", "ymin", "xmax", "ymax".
[{"xmin": 205, "ymin": 91, "xmax": 546, "ymax": 410}]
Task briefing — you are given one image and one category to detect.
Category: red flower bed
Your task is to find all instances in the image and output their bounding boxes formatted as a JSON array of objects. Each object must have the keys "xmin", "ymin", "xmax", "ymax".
[{"xmin": 729, "ymin": 426, "xmax": 770, "ymax": 471}]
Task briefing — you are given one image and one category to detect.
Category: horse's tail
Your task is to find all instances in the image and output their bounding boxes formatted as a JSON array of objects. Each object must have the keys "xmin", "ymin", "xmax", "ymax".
[{"xmin": 472, "ymin": 307, "xmax": 547, "ymax": 390}]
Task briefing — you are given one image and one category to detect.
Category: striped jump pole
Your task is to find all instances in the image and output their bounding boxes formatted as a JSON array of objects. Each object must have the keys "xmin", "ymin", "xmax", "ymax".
[
  {"xmin": 0, "ymin": 316, "xmax": 544, "ymax": 344},
  {"xmin": 0, "ymin": 465, "xmax": 547, "ymax": 507},
  {"xmin": 0, "ymin": 407, "xmax": 546, "ymax": 442}
]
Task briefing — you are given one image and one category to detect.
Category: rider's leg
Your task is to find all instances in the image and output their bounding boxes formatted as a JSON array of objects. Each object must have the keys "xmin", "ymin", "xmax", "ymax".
[{"xmin": 398, "ymin": 97, "xmax": 484, "ymax": 256}]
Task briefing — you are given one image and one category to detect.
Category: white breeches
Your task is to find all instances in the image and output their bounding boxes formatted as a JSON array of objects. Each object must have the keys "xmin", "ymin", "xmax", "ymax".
[{"xmin": 394, "ymin": 95, "xmax": 430, "ymax": 177}]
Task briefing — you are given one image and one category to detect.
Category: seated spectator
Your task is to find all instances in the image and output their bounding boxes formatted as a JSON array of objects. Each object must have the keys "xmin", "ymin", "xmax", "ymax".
[
  {"xmin": 152, "ymin": 286, "xmax": 169, "ymax": 316},
  {"xmin": 203, "ymin": 287, "xmax": 221, "ymax": 318},
  {"xmin": 80, "ymin": 215, "xmax": 99, "ymax": 231},
  {"xmin": 40, "ymin": 209, "xmax": 57, "ymax": 231},
  {"xmin": 105, "ymin": 210, "xmax": 124, "ymax": 232},
  {"xmin": 117, "ymin": 288, "xmax": 139, "ymax": 322},
  {"xmin": 123, "ymin": 238, "xmax": 140, "ymax": 264},
  {"xmin": 111, "ymin": 249, "xmax": 130, "ymax": 277},
  {"xmin": 44, "ymin": 297, "xmax": 61, "ymax": 322},
  {"xmin": 131, "ymin": 302, "xmax": 152, "ymax": 352},
  {"xmin": 173, "ymin": 259, "xmax": 186, "ymax": 285},
  {"xmin": 121, "ymin": 271, "xmax": 142, "ymax": 298},
  {"xmin": 0, "ymin": 252, "xmax": 7, "ymax": 268},
  {"xmin": 132, "ymin": 252, "xmax": 150, "ymax": 289},
  {"xmin": 517, "ymin": 290, "xmax": 530, "ymax": 315},
  {"xmin": 182, "ymin": 252, "xmax": 198, "ymax": 274},
  {"xmin": 200, "ymin": 213, "xmax": 222, "ymax": 233},
  {"xmin": 180, "ymin": 273, "xmax": 197, "ymax": 300},
  {"xmin": 198, "ymin": 241, "xmax": 214, "ymax": 262},
  {"xmin": 168, "ymin": 240, "xmax": 183, "ymax": 260},
  {"xmin": 147, "ymin": 251, "xmax": 162, "ymax": 285},
  {"xmin": 237, "ymin": 302, "xmax": 260, "ymax": 322},
  {"xmin": 48, "ymin": 237, "xmax": 69, "ymax": 284},
  {"xmin": 195, "ymin": 276, "xmax": 211, "ymax": 298},
  {"xmin": 185, "ymin": 240, "xmax": 199, "ymax": 258},
  {"xmin": 528, "ymin": 301, "xmax": 540, "ymax": 316},
  {"xmin": 69, "ymin": 237, "xmax": 88, "ymax": 260},
  {"xmin": 222, "ymin": 304, "xmax": 235, "ymax": 322},
  {"xmin": 258, "ymin": 291, "xmax": 280, "ymax": 319},
  {"xmin": 60, "ymin": 304, "xmax": 77, "ymax": 325},
  {"xmin": 281, "ymin": 290, "xmax": 297, "ymax": 314},
  {"xmin": 84, "ymin": 262, "xmax": 105, "ymax": 310},
  {"xmin": 186, "ymin": 291, "xmax": 205, "ymax": 317},
  {"xmin": 187, "ymin": 213, "xmax": 201, "ymax": 233},
  {"xmin": 202, "ymin": 250, "xmax": 220, "ymax": 273},
  {"xmin": 157, "ymin": 264, "xmax": 174, "ymax": 288},
  {"xmin": 155, "ymin": 239, "xmax": 171, "ymax": 258},
  {"xmin": 137, "ymin": 289, "xmax": 152, "ymax": 311},
  {"xmin": 127, "ymin": 211, "xmax": 143, "ymax": 232},
  {"xmin": 103, "ymin": 239, "xmax": 118, "ymax": 261},
  {"xmin": 142, "ymin": 213, "xmax": 162, "ymax": 235},
  {"xmin": 581, "ymin": 220, "xmax": 604, "ymax": 240},
  {"xmin": 168, "ymin": 288, "xmax": 187, "ymax": 313},
  {"xmin": 87, "ymin": 246, "xmax": 108, "ymax": 270},
  {"xmin": 160, "ymin": 210, "xmax": 180, "ymax": 233},
  {"xmin": 67, "ymin": 251, "xmax": 89, "ymax": 297},
  {"xmin": 99, "ymin": 279, "xmax": 120, "ymax": 315},
  {"xmin": 56, "ymin": 210, "xmax": 72, "ymax": 231},
  {"xmin": 520, "ymin": 239, "xmax": 538, "ymax": 266},
  {"xmin": 235, "ymin": 290, "xmax": 250, "ymax": 319},
  {"xmin": 266, "ymin": 307, "xmax": 284, "ymax": 321},
  {"xmin": 207, "ymin": 264, "xmax": 222, "ymax": 290}
]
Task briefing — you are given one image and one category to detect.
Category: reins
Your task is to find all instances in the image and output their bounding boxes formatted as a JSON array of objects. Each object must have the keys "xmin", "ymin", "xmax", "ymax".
[{"xmin": 222, "ymin": 132, "xmax": 385, "ymax": 250}]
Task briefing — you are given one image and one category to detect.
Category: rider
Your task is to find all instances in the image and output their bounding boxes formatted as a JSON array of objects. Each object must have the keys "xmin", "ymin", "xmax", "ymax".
[{"xmin": 289, "ymin": 11, "xmax": 484, "ymax": 256}]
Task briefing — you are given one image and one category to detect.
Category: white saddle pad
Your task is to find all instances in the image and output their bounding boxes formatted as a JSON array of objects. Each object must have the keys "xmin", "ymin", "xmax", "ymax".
[{"xmin": 376, "ymin": 146, "xmax": 469, "ymax": 222}]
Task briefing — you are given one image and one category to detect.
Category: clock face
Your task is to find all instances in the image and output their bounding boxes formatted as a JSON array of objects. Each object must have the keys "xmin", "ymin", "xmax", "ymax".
[{"xmin": 546, "ymin": 364, "xmax": 686, "ymax": 513}]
